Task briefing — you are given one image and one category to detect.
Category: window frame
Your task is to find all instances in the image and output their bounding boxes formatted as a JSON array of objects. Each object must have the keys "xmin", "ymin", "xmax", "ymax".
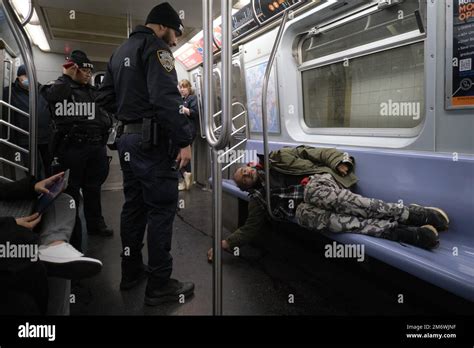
[{"xmin": 296, "ymin": 2, "xmax": 427, "ymax": 138}]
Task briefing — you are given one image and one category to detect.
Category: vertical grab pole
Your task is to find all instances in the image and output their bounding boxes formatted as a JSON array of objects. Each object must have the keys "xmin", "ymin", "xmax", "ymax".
[
  {"xmin": 261, "ymin": 11, "xmax": 289, "ymax": 220},
  {"xmin": 203, "ymin": 0, "xmax": 232, "ymax": 316}
]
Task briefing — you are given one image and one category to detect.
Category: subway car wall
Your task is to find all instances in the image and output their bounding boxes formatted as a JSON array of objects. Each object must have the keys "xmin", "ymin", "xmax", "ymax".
[{"xmin": 0, "ymin": 0, "xmax": 473, "ymax": 346}]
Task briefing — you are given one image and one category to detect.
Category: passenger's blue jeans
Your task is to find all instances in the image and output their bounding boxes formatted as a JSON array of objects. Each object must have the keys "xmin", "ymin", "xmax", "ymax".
[{"xmin": 117, "ymin": 134, "xmax": 178, "ymax": 284}]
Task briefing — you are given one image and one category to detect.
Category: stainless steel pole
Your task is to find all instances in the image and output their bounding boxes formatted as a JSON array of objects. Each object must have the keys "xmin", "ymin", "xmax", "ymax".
[{"xmin": 261, "ymin": 11, "xmax": 289, "ymax": 220}]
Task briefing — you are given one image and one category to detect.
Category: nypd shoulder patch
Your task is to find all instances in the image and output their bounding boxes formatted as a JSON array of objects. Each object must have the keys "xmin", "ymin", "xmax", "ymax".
[{"xmin": 157, "ymin": 49, "xmax": 175, "ymax": 73}]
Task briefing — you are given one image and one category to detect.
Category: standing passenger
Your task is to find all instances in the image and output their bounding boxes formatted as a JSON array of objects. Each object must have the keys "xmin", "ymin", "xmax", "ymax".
[
  {"xmin": 2, "ymin": 65, "xmax": 53, "ymax": 178},
  {"xmin": 178, "ymin": 79, "xmax": 198, "ymax": 190},
  {"xmin": 97, "ymin": 2, "xmax": 195, "ymax": 305}
]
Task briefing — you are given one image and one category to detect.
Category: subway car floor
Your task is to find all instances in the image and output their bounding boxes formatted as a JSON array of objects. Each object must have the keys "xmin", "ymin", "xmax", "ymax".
[{"xmin": 69, "ymin": 160, "xmax": 470, "ymax": 316}]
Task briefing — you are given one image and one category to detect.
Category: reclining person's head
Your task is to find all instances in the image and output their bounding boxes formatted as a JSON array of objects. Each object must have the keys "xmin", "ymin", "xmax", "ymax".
[{"xmin": 233, "ymin": 166, "xmax": 259, "ymax": 191}]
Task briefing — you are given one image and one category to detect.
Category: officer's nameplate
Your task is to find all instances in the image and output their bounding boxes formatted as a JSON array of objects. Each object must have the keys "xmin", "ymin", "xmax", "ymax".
[{"xmin": 157, "ymin": 50, "xmax": 175, "ymax": 72}]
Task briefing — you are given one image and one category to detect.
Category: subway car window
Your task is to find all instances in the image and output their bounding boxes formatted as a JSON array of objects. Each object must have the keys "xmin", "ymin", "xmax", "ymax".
[
  {"xmin": 0, "ymin": 0, "xmax": 473, "ymax": 344},
  {"xmin": 300, "ymin": 0, "xmax": 421, "ymax": 63},
  {"xmin": 302, "ymin": 42, "xmax": 425, "ymax": 128}
]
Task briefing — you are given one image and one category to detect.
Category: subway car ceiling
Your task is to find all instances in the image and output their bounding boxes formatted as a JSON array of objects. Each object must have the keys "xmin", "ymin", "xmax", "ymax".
[{"xmin": 9, "ymin": 0, "xmax": 474, "ymax": 154}]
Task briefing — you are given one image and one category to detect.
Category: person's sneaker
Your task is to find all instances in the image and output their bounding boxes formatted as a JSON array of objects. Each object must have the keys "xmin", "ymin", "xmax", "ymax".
[
  {"xmin": 145, "ymin": 278, "xmax": 194, "ymax": 306},
  {"xmin": 386, "ymin": 224, "xmax": 439, "ymax": 250},
  {"xmin": 120, "ymin": 264, "xmax": 148, "ymax": 290},
  {"xmin": 183, "ymin": 172, "xmax": 193, "ymax": 190},
  {"xmin": 406, "ymin": 204, "xmax": 450, "ymax": 231},
  {"xmin": 38, "ymin": 243, "xmax": 102, "ymax": 279}
]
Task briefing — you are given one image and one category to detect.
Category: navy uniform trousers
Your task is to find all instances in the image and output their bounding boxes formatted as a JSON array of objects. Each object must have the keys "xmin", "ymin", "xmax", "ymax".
[
  {"xmin": 117, "ymin": 133, "xmax": 178, "ymax": 285},
  {"xmin": 56, "ymin": 141, "xmax": 109, "ymax": 250}
]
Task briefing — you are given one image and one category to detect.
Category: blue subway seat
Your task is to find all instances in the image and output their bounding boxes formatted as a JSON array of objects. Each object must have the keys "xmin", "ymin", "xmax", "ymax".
[{"xmin": 219, "ymin": 140, "xmax": 474, "ymax": 302}]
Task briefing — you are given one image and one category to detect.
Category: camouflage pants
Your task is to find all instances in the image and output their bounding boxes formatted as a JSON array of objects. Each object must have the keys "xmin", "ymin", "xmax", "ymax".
[{"xmin": 295, "ymin": 174, "xmax": 409, "ymax": 237}]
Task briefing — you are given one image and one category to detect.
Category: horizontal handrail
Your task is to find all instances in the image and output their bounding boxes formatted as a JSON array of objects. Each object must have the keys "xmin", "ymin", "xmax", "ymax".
[
  {"xmin": 217, "ymin": 138, "xmax": 248, "ymax": 160},
  {"xmin": 231, "ymin": 124, "xmax": 247, "ymax": 136},
  {"xmin": 0, "ymin": 119, "xmax": 30, "ymax": 135},
  {"xmin": 212, "ymin": 102, "xmax": 247, "ymax": 118},
  {"xmin": 221, "ymin": 154, "xmax": 245, "ymax": 171},
  {"xmin": 0, "ymin": 175, "xmax": 14, "ymax": 183},
  {"xmin": 0, "ymin": 157, "xmax": 28, "ymax": 171},
  {"xmin": 0, "ymin": 138, "xmax": 29, "ymax": 154},
  {"xmin": 0, "ymin": 100, "xmax": 30, "ymax": 117}
]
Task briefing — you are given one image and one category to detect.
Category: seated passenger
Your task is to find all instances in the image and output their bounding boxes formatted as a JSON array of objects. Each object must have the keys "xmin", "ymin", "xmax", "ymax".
[
  {"xmin": 0, "ymin": 173, "xmax": 102, "ymax": 315},
  {"xmin": 208, "ymin": 146, "xmax": 449, "ymax": 261}
]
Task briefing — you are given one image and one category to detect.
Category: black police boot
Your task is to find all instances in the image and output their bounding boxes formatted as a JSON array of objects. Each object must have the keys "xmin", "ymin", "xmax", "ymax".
[
  {"xmin": 120, "ymin": 246, "xmax": 147, "ymax": 291},
  {"xmin": 384, "ymin": 224, "xmax": 439, "ymax": 250},
  {"xmin": 145, "ymin": 278, "xmax": 195, "ymax": 306},
  {"xmin": 405, "ymin": 204, "xmax": 449, "ymax": 231},
  {"xmin": 87, "ymin": 220, "xmax": 114, "ymax": 237}
]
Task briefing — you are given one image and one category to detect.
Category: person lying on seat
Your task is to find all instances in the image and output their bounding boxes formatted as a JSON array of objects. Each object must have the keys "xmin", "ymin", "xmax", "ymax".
[
  {"xmin": 0, "ymin": 173, "xmax": 102, "ymax": 315},
  {"xmin": 208, "ymin": 146, "xmax": 449, "ymax": 261}
]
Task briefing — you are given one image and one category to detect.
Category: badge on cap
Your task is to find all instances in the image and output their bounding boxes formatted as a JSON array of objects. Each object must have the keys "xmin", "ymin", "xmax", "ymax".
[{"xmin": 157, "ymin": 50, "xmax": 175, "ymax": 73}]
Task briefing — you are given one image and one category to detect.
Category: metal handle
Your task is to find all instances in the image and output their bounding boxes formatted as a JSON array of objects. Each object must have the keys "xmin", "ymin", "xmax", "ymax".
[
  {"xmin": 261, "ymin": 10, "xmax": 289, "ymax": 221},
  {"xmin": 2, "ymin": 0, "xmax": 38, "ymax": 177},
  {"xmin": 20, "ymin": 0, "xmax": 34, "ymax": 26},
  {"xmin": 203, "ymin": 0, "xmax": 232, "ymax": 151}
]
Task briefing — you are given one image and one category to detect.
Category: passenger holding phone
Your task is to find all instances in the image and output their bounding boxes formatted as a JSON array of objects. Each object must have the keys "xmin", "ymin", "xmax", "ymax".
[{"xmin": 0, "ymin": 173, "xmax": 103, "ymax": 315}]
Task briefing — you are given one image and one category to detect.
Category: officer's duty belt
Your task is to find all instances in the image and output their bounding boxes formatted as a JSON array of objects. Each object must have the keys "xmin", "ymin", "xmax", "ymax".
[{"xmin": 123, "ymin": 123, "xmax": 142, "ymax": 134}]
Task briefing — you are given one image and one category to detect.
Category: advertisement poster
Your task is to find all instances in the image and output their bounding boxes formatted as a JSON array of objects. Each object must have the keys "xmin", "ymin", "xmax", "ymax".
[
  {"xmin": 245, "ymin": 61, "xmax": 281, "ymax": 133},
  {"xmin": 446, "ymin": 0, "xmax": 474, "ymax": 109}
]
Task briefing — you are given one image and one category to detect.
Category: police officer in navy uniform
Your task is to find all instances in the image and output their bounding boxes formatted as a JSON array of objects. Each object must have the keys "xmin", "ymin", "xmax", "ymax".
[
  {"xmin": 97, "ymin": 2, "xmax": 194, "ymax": 305},
  {"xmin": 41, "ymin": 50, "xmax": 114, "ymax": 251}
]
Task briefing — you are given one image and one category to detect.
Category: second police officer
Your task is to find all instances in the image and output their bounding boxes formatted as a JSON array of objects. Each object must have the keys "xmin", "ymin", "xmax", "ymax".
[
  {"xmin": 98, "ymin": 2, "xmax": 195, "ymax": 305},
  {"xmin": 41, "ymin": 50, "xmax": 114, "ymax": 251}
]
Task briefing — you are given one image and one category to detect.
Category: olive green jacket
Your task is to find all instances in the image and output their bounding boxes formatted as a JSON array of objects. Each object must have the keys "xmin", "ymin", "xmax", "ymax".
[{"xmin": 226, "ymin": 146, "xmax": 358, "ymax": 249}]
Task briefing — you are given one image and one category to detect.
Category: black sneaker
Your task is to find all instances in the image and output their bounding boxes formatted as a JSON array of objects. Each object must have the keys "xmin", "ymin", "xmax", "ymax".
[
  {"xmin": 386, "ymin": 224, "xmax": 439, "ymax": 250},
  {"xmin": 145, "ymin": 278, "xmax": 195, "ymax": 306},
  {"xmin": 406, "ymin": 204, "xmax": 449, "ymax": 231}
]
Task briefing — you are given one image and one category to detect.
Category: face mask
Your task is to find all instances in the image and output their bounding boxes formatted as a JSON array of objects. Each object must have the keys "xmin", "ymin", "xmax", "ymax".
[{"xmin": 21, "ymin": 79, "xmax": 29, "ymax": 88}]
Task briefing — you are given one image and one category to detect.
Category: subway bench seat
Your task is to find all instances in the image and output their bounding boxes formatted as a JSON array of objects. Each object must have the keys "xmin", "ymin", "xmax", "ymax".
[{"xmin": 219, "ymin": 140, "xmax": 474, "ymax": 302}]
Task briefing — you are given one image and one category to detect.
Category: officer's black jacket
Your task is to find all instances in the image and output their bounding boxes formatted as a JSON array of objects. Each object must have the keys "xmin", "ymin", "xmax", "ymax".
[
  {"xmin": 41, "ymin": 74, "xmax": 112, "ymax": 133},
  {"xmin": 97, "ymin": 25, "xmax": 193, "ymax": 148}
]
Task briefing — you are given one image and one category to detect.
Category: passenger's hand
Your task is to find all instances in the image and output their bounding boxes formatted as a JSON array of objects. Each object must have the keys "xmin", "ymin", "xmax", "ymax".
[
  {"xmin": 207, "ymin": 240, "xmax": 230, "ymax": 263},
  {"xmin": 182, "ymin": 107, "xmax": 190, "ymax": 116},
  {"xmin": 16, "ymin": 213, "xmax": 42, "ymax": 230},
  {"xmin": 337, "ymin": 163, "xmax": 349, "ymax": 176},
  {"xmin": 34, "ymin": 172, "xmax": 64, "ymax": 194},
  {"xmin": 63, "ymin": 63, "xmax": 78, "ymax": 78},
  {"xmin": 176, "ymin": 145, "xmax": 192, "ymax": 170}
]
